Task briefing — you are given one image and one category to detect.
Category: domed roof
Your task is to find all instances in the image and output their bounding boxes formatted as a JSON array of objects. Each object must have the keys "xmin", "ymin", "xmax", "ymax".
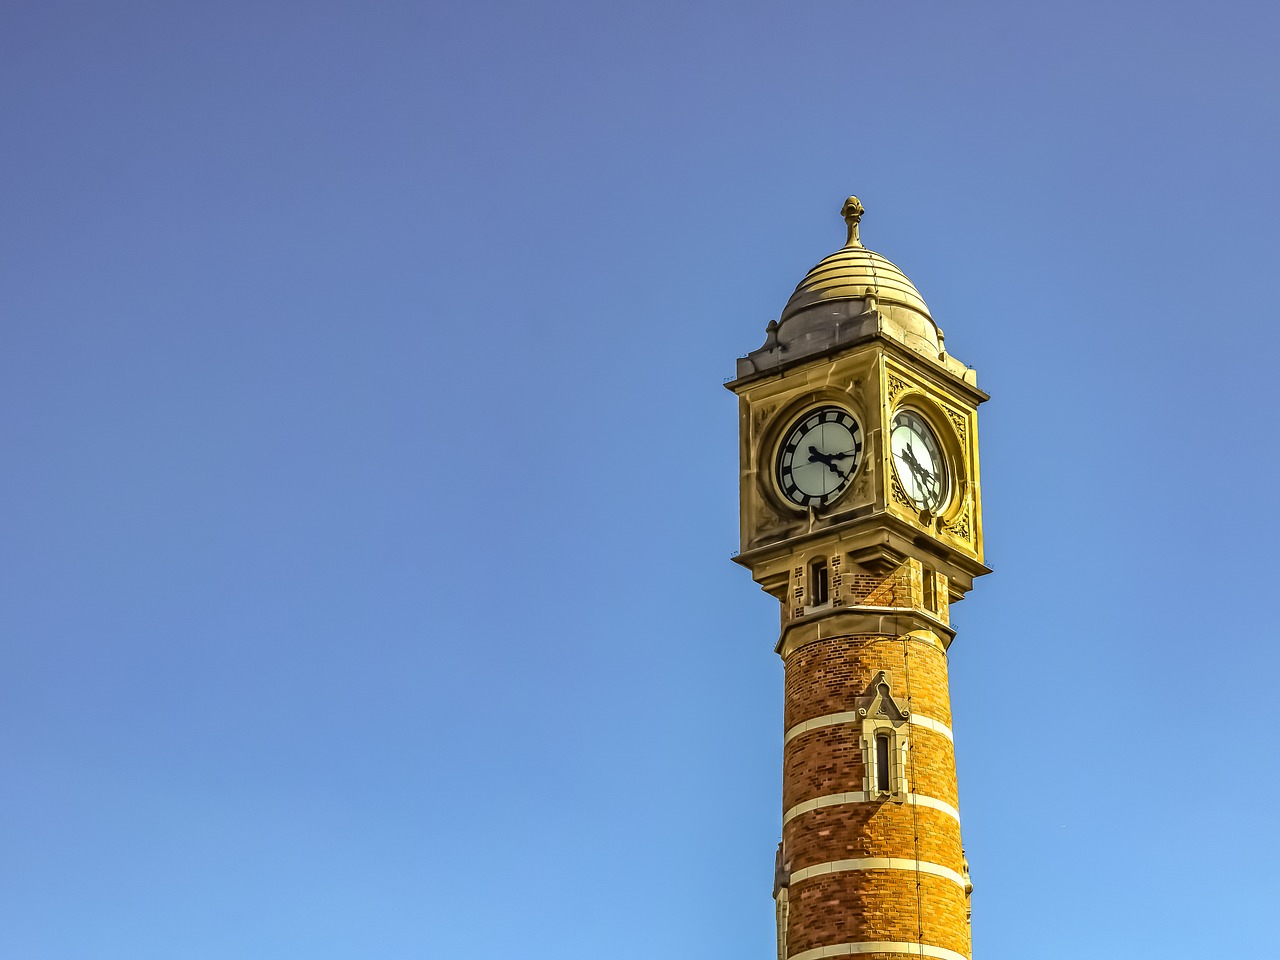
[
  {"xmin": 732, "ymin": 196, "xmax": 977, "ymax": 387},
  {"xmin": 781, "ymin": 197, "xmax": 932, "ymax": 322}
]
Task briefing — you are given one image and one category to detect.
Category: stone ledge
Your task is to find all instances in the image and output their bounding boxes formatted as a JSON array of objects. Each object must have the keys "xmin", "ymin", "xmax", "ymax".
[{"xmin": 776, "ymin": 606, "xmax": 954, "ymax": 658}]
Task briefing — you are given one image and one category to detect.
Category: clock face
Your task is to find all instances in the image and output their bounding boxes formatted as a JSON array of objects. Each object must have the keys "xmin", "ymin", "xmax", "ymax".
[
  {"xmin": 890, "ymin": 409, "xmax": 948, "ymax": 512},
  {"xmin": 776, "ymin": 406, "xmax": 863, "ymax": 507}
]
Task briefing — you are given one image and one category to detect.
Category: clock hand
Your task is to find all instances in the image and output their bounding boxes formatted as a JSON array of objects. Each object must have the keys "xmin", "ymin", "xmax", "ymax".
[
  {"xmin": 902, "ymin": 444, "xmax": 938, "ymax": 485},
  {"xmin": 908, "ymin": 460, "xmax": 935, "ymax": 489},
  {"xmin": 810, "ymin": 446, "xmax": 858, "ymax": 464},
  {"xmin": 807, "ymin": 446, "xmax": 838, "ymax": 470},
  {"xmin": 809, "ymin": 444, "xmax": 863, "ymax": 483},
  {"xmin": 898, "ymin": 444, "xmax": 939, "ymax": 502},
  {"xmin": 899, "ymin": 445, "xmax": 923, "ymax": 480},
  {"xmin": 807, "ymin": 445, "xmax": 849, "ymax": 479},
  {"xmin": 825, "ymin": 450, "xmax": 860, "ymax": 476}
]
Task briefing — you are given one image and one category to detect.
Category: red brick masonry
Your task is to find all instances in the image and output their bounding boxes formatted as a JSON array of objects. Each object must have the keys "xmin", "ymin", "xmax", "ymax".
[{"xmin": 781, "ymin": 628, "xmax": 969, "ymax": 958}]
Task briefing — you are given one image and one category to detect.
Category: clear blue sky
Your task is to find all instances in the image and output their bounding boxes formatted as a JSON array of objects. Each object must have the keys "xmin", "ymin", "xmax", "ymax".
[{"xmin": 2, "ymin": 2, "xmax": 1277, "ymax": 957}]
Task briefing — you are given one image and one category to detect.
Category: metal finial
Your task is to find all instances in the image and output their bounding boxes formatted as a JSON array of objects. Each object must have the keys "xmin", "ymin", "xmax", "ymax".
[{"xmin": 841, "ymin": 196, "xmax": 865, "ymax": 247}]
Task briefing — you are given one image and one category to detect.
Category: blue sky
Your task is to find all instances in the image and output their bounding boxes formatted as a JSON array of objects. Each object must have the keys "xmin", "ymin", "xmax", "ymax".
[{"xmin": 2, "ymin": 1, "xmax": 1278, "ymax": 957}]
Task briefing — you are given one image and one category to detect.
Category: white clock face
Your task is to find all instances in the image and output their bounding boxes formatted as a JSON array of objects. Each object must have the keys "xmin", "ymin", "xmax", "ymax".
[
  {"xmin": 890, "ymin": 409, "xmax": 948, "ymax": 512},
  {"xmin": 776, "ymin": 406, "xmax": 863, "ymax": 507}
]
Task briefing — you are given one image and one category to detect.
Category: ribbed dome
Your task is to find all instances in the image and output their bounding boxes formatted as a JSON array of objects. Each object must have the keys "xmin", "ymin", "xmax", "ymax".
[
  {"xmin": 732, "ymin": 196, "xmax": 976, "ymax": 386},
  {"xmin": 782, "ymin": 246, "xmax": 931, "ymax": 321},
  {"xmin": 781, "ymin": 197, "xmax": 931, "ymax": 322}
]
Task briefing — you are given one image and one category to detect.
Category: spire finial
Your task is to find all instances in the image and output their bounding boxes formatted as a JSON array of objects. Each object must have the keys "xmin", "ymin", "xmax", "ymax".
[{"xmin": 841, "ymin": 196, "xmax": 865, "ymax": 247}]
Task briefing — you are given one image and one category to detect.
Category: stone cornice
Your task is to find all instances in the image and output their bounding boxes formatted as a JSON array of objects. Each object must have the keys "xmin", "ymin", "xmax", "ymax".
[
  {"xmin": 735, "ymin": 511, "xmax": 991, "ymax": 598},
  {"xmin": 727, "ymin": 328, "xmax": 988, "ymax": 408},
  {"xmin": 775, "ymin": 605, "xmax": 956, "ymax": 658}
]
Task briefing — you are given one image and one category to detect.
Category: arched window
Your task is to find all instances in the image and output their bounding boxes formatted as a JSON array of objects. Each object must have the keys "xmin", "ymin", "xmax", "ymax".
[{"xmin": 875, "ymin": 734, "xmax": 891, "ymax": 792}]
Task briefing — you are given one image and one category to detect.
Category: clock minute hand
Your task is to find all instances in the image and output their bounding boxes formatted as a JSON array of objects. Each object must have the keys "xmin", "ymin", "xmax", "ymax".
[{"xmin": 826, "ymin": 450, "xmax": 859, "ymax": 477}]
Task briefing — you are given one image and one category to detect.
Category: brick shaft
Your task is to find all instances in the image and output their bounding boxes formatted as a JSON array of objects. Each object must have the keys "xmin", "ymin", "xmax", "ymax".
[{"xmin": 778, "ymin": 575, "xmax": 970, "ymax": 958}]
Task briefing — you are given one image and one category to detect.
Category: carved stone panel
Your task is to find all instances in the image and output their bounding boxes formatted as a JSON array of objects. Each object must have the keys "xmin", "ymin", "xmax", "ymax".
[
  {"xmin": 943, "ymin": 406, "xmax": 967, "ymax": 447},
  {"xmin": 890, "ymin": 475, "xmax": 914, "ymax": 509},
  {"xmin": 887, "ymin": 373, "xmax": 911, "ymax": 405}
]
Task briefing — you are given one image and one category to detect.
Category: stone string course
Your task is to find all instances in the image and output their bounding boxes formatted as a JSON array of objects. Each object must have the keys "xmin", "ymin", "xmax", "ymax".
[{"xmin": 786, "ymin": 872, "xmax": 970, "ymax": 957}]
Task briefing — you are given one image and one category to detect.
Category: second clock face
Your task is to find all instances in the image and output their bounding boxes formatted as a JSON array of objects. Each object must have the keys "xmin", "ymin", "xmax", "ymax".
[
  {"xmin": 777, "ymin": 406, "xmax": 863, "ymax": 507},
  {"xmin": 890, "ymin": 408, "xmax": 948, "ymax": 512}
]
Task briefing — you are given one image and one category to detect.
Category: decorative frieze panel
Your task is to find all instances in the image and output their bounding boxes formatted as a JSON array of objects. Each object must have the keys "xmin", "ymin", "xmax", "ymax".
[
  {"xmin": 943, "ymin": 406, "xmax": 967, "ymax": 447},
  {"xmin": 886, "ymin": 373, "xmax": 911, "ymax": 405},
  {"xmin": 943, "ymin": 508, "xmax": 972, "ymax": 543}
]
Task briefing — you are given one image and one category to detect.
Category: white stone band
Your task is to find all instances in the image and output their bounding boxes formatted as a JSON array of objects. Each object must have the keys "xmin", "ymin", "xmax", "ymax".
[
  {"xmin": 783, "ymin": 791, "xmax": 960, "ymax": 826},
  {"xmin": 789, "ymin": 942, "xmax": 968, "ymax": 960},
  {"xmin": 785, "ymin": 711, "xmax": 954, "ymax": 744},
  {"xmin": 789, "ymin": 857, "xmax": 968, "ymax": 891}
]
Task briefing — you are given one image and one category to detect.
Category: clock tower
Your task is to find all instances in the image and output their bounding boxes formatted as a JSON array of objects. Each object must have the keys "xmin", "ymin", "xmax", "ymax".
[{"xmin": 728, "ymin": 198, "xmax": 989, "ymax": 960}]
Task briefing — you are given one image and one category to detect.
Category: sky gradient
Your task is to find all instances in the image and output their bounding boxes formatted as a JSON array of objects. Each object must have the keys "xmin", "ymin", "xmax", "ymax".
[{"xmin": 3, "ymin": 2, "xmax": 1279, "ymax": 957}]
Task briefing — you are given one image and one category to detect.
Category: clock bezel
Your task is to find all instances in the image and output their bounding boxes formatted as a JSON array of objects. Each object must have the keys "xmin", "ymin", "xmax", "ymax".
[{"xmin": 773, "ymin": 403, "xmax": 865, "ymax": 510}]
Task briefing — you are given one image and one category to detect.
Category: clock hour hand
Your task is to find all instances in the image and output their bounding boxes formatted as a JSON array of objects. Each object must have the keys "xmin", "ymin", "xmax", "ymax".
[
  {"xmin": 807, "ymin": 446, "xmax": 846, "ymax": 475},
  {"xmin": 808, "ymin": 446, "xmax": 857, "ymax": 463}
]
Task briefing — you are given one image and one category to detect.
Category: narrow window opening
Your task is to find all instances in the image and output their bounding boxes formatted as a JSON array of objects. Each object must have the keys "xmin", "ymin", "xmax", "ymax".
[
  {"xmin": 875, "ymin": 734, "xmax": 891, "ymax": 792},
  {"xmin": 809, "ymin": 559, "xmax": 829, "ymax": 606},
  {"xmin": 922, "ymin": 565, "xmax": 937, "ymax": 613}
]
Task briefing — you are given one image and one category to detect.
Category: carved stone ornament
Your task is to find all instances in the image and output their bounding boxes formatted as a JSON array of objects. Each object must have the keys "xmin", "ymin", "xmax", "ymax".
[
  {"xmin": 852, "ymin": 462, "xmax": 872, "ymax": 501},
  {"xmin": 753, "ymin": 402, "xmax": 779, "ymax": 439},
  {"xmin": 944, "ymin": 407, "xmax": 968, "ymax": 446},
  {"xmin": 774, "ymin": 840, "xmax": 791, "ymax": 894},
  {"xmin": 944, "ymin": 508, "xmax": 972, "ymax": 542},
  {"xmin": 890, "ymin": 475, "xmax": 914, "ymax": 508},
  {"xmin": 856, "ymin": 671, "xmax": 911, "ymax": 724},
  {"xmin": 774, "ymin": 840, "xmax": 791, "ymax": 960},
  {"xmin": 886, "ymin": 374, "xmax": 911, "ymax": 405}
]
